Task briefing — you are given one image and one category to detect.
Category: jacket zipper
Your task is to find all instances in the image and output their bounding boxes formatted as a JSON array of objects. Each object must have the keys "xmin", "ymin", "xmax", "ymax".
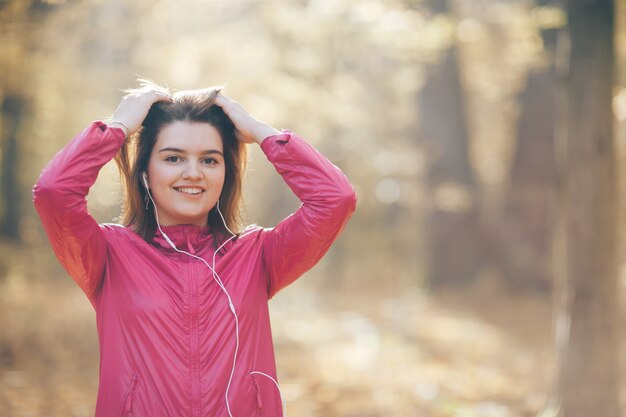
[
  {"xmin": 189, "ymin": 263, "xmax": 200, "ymax": 417},
  {"xmin": 251, "ymin": 375, "xmax": 264, "ymax": 416},
  {"xmin": 120, "ymin": 373, "xmax": 140, "ymax": 417}
]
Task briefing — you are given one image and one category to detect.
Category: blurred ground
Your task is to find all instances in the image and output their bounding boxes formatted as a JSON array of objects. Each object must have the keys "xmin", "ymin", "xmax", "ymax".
[{"xmin": 272, "ymin": 283, "xmax": 554, "ymax": 417}]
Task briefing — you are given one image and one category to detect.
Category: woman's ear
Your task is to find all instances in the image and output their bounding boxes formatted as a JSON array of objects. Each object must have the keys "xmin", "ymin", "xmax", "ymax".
[{"xmin": 142, "ymin": 172, "xmax": 149, "ymax": 189}]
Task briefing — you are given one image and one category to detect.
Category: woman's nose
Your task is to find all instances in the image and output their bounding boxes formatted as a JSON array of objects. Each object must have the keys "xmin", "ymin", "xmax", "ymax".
[{"xmin": 182, "ymin": 162, "xmax": 203, "ymax": 179}]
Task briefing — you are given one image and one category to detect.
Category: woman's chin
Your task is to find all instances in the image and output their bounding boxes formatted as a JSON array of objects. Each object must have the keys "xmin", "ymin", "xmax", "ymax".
[{"xmin": 158, "ymin": 210, "xmax": 210, "ymax": 226}]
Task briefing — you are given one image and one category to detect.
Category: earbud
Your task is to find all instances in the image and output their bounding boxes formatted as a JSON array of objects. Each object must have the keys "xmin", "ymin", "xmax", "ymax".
[{"xmin": 142, "ymin": 172, "xmax": 149, "ymax": 189}]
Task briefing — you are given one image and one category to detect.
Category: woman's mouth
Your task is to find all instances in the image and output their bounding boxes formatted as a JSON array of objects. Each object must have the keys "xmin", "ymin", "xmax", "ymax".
[{"xmin": 173, "ymin": 187, "xmax": 205, "ymax": 196}]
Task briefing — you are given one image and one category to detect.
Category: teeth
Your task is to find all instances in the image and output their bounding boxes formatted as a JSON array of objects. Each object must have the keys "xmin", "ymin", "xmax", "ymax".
[{"xmin": 176, "ymin": 187, "xmax": 204, "ymax": 195}]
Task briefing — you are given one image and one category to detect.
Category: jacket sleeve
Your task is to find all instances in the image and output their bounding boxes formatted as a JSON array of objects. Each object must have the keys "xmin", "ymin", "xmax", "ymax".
[
  {"xmin": 32, "ymin": 121, "xmax": 126, "ymax": 304},
  {"xmin": 258, "ymin": 130, "xmax": 357, "ymax": 299}
]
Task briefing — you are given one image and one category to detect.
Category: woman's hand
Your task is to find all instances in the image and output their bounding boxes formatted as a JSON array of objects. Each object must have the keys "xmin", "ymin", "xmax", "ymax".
[
  {"xmin": 214, "ymin": 92, "xmax": 280, "ymax": 145},
  {"xmin": 108, "ymin": 85, "xmax": 173, "ymax": 136}
]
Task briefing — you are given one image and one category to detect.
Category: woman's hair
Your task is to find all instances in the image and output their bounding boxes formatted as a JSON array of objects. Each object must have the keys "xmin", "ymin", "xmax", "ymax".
[{"xmin": 113, "ymin": 80, "xmax": 247, "ymax": 243}]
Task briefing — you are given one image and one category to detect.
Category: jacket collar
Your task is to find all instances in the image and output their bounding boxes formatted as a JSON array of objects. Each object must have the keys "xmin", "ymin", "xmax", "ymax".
[{"xmin": 151, "ymin": 224, "xmax": 213, "ymax": 255}]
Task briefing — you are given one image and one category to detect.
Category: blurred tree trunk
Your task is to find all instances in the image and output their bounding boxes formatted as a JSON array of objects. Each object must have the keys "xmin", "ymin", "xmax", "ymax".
[
  {"xmin": 501, "ymin": 9, "xmax": 558, "ymax": 291},
  {"xmin": 553, "ymin": 0, "xmax": 620, "ymax": 416},
  {"xmin": 0, "ymin": 94, "xmax": 24, "ymax": 241},
  {"xmin": 419, "ymin": 0, "xmax": 481, "ymax": 287},
  {"xmin": 0, "ymin": 1, "xmax": 57, "ymax": 242},
  {"xmin": 501, "ymin": 71, "xmax": 556, "ymax": 291}
]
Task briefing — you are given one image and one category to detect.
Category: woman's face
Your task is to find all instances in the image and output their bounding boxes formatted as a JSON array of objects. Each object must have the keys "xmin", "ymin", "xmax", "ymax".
[{"xmin": 146, "ymin": 121, "xmax": 226, "ymax": 227}]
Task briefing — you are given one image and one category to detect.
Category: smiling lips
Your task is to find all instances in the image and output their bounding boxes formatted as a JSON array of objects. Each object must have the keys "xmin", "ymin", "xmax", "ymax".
[{"xmin": 173, "ymin": 187, "xmax": 205, "ymax": 196}]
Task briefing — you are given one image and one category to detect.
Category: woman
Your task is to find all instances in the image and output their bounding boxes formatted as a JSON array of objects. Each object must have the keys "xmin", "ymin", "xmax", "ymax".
[{"xmin": 32, "ymin": 81, "xmax": 357, "ymax": 417}]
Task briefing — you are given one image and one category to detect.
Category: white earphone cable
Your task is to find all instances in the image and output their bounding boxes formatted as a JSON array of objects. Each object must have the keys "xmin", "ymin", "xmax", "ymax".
[{"xmin": 144, "ymin": 181, "xmax": 286, "ymax": 417}]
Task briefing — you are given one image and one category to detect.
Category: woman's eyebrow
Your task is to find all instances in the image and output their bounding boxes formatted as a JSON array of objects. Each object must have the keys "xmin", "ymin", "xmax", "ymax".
[{"xmin": 158, "ymin": 147, "xmax": 224, "ymax": 156}]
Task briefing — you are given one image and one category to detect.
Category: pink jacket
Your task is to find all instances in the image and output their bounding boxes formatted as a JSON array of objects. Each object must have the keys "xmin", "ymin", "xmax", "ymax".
[{"xmin": 32, "ymin": 121, "xmax": 357, "ymax": 417}]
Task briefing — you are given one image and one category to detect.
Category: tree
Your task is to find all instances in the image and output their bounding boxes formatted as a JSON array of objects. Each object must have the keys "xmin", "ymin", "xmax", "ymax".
[
  {"xmin": 553, "ymin": 0, "xmax": 620, "ymax": 416},
  {"xmin": 419, "ymin": 0, "xmax": 482, "ymax": 287},
  {"xmin": 0, "ymin": 1, "xmax": 61, "ymax": 241},
  {"xmin": 501, "ymin": 0, "xmax": 559, "ymax": 291}
]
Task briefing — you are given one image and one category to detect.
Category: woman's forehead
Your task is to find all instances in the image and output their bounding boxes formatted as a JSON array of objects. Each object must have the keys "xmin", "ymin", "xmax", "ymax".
[{"xmin": 155, "ymin": 121, "xmax": 223, "ymax": 152}]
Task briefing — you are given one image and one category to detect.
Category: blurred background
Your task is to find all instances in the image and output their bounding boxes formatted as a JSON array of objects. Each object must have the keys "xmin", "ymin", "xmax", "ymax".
[{"xmin": 0, "ymin": 0, "xmax": 624, "ymax": 416}]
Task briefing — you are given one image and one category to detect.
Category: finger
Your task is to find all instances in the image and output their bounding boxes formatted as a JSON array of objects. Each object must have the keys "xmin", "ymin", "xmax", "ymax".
[
  {"xmin": 145, "ymin": 91, "xmax": 172, "ymax": 104},
  {"xmin": 148, "ymin": 90, "xmax": 169, "ymax": 97},
  {"xmin": 155, "ymin": 92, "xmax": 173, "ymax": 101},
  {"xmin": 215, "ymin": 93, "xmax": 239, "ymax": 107},
  {"xmin": 214, "ymin": 95, "xmax": 233, "ymax": 113},
  {"xmin": 214, "ymin": 94, "xmax": 227, "ymax": 106}
]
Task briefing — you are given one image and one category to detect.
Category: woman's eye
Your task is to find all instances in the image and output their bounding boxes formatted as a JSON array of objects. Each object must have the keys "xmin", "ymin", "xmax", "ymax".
[
  {"xmin": 203, "ymin": 158, "xmax": 218, "ymax": 165},
  {"xmin": 165, "ymin": 156, "xmax": 182, "ymax": 163}
]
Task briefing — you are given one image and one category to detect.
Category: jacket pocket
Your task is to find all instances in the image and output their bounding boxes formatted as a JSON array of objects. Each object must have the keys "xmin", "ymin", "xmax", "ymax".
[
  {"xmin": 250, "ymin": 374, "xmax": 264, "ymax": 417},
  {"xmin": 120, "ymin": 373, "xmax": 141, "ymax": 417}
]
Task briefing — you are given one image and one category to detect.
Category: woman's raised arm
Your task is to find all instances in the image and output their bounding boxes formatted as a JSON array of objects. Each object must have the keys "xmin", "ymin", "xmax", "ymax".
[
  {"xmin": 32, "ymin": 85, "xmax": 172, "ymax": 305},
  {"xmin": 215, "ymin": 92, "xmax": 358, "ymax": 299}
]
